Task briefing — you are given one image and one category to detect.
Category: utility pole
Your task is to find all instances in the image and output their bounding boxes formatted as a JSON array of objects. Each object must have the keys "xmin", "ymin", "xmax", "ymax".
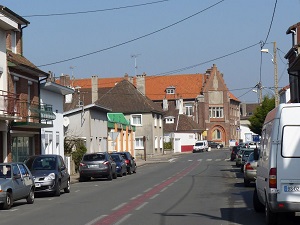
[{"xmin": 273, "ymin": 42, "xmax": 279, "ymax": 107}]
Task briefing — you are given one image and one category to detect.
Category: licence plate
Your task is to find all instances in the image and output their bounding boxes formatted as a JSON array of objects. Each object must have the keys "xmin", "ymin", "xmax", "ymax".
[
  {"xmin": 284, "ymin": 185, "xmax": 300, "ymax": 192},
  {"xmin": 88, "ymin": 165, "xmax": 99, "ymax": 168}
]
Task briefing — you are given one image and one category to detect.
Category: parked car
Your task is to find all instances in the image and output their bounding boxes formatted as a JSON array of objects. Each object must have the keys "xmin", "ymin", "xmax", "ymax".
[
  {"xmin": 243, "ymin": 150, "xmax": 260, "ymax": 187},
  {"xmin": 110, "ymin": 153, "xmax": 127, "ymax": 177},
  {"xmin": 240, "ymin": 149, "xmax": 255, "ymax": 172},
  {"xmin": 208, "ymin": 141, "xmax": 224, "ymax": 149},
  {"xmin": 0, "ymin": 163, "xmax": 35, "ymax": 210},
  {"xmin": 193, "ymin": 140, "xmax": 208, "ymax": 153},
  {"xmin": 79, "ymin": 152, "xmax": 117, "ymax": 181},
  {"xmin": 230, "ymin": 146, "xmax": 241, "ymax": 161},
  {"xmin": 25, "ymin": 155, "xmax": 70, "ymax": 196},
  {"xmin": 113, "ymin": 152, "xmax": 137, "ymax": 174}
]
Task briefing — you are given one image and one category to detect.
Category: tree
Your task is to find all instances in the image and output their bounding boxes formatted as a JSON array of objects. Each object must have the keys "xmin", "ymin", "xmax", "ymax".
[{"xmin": 248, "ymin": 96, "xmax": 275, "ymax": 136}]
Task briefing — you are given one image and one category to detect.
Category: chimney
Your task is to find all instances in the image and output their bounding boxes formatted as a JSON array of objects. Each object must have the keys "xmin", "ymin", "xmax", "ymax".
[
  {"xmin": 176, "ymin": 98, "xmax": 184, "ymax": 114},
  {"xmin": 60, "ymin": 74, "xmax": 71, "ymax": 87},
  {"xmin": 136, "ymin": 72, "xmax": 146, "ymax": 95},
  {"xmin": 91, "ymin": 75, "xmax": 98, "ymax": 103},
  {"xmin": 163, "ymin": 98, "xmax": 168, "ymax": 111}
]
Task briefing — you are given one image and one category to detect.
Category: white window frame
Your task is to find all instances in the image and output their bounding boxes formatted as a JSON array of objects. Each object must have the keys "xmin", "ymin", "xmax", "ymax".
[
  {"xmin": 155, "ymin": 136, "xmax": 158, "ymax": 148},
  {"xmin": 131, "ymin": 114, "xmax": 142, "ymax": 126},
  {"xmin": 166, "ymin": 118, "xmax": 174, "ymax": 124},
  {"xmin": 185, "ymin": 103, "xmax": 193, "ymax": 116},
  {"xmin": 166, "ymin": 88, "xmax": 175, "ymax": 94},
  {"xmin": 154, "ymin": 114, "xmax": 157, "ymax": 127},
  {"xmin": 11, "ymin": 31, "xmax": 17, "ymax": 53},
  {"xmin": 159, "ymin": 115, "xmax": 162, "ymax": 128},
  {"xmin": 209, "ymin": 107, "xmax": 224, "ymax": 118},
  {"xmin": 135, "ymin": 136, "xmax": 144, "ymax": 149}
]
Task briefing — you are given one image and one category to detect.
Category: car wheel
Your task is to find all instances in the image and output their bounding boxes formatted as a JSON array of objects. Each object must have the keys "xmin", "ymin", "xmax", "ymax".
[
  {"xmin": 265, "ymin": 200, "xmax": 277, "ymax": 225},
  {"xmin": 64, "ymin": 179, "xmax": 71, "ymax": 193},
  {"xmin": 2, "ymin": 192, "xmax": 13, "ymax": 210},
  {"xmin": 123, "ymin": 168, "xmax": 127, "ymax": 176},
  {"xmin": 54, "ymin": 181, "xmax": 61, "ymax": 196},
  {"xmin": 127, "ymin": 167, "xmax": 132, "ymax": 175},
  {"xmin": 244, "ymin": 178, "xmax": 250, "ymax": 187},
  {"xmin": 253, "ymin": 188, "xmax": 264, "ymax": 212},
  {"xmin": 26, "ymin": 188, "xmax": 35, "ymax": 204},
  {"xmin": 107, "ymin": 170, "xmax": 113, "ymax": 180},
  {"xmin": 113, "ymin": 170, "xmax": 117, "ymax": 179}
]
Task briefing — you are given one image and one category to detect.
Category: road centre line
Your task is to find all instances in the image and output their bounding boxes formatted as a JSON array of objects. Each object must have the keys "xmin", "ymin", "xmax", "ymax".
[
  {"xmin": 90, "ymin": 161, "xmax": 200, "ymax": 225},
  {"xmin": 144, "ymin": 188, "xmax": 152, "ymax": 193},
  {"xmin": 113, "ymin": 214, "xmax": 132, "ymax": 225},
  {"xmin": 160, "ymin": 187, "xmax": 168, "ymax": 192}
]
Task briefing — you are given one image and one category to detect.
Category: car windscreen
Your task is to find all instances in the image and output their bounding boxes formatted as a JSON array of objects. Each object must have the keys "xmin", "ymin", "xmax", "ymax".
[
  {"xmin": 31, "ymin": 157, "xmax": 56, "ymax": 170},
  {"xmin": 243, "ymin": 150, "xmax": 254, "ymax": 157},
  {"xmin": 195, "ymin": 142, "xmax": 204, "ymax": 146},
  {"xmin": 83, "ymin": 154, "xmax": 105, "ymax": 161}
]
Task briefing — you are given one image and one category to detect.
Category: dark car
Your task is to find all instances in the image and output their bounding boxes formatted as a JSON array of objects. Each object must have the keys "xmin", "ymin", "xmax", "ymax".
[
  {"xmin": 25, "ymin": 155, "xmax": 70, "ymax": 197},
  {"xmin": 0, "ymin": 163, "xmax": 35, "ymax": 210},
  {"xmin": 113, "ymin": 152, "xmax": 137, "ymax": 174},
  {"xmin": 110, "ymin": 153, "xmax": 127, "ymax": 177},
  {"xmin": 208, "ymin": 141, "xmax": 224, "ymax": 149},
  {"xmin": 79, "ymin": 152, "xmax": 117, "ymax": 182}
]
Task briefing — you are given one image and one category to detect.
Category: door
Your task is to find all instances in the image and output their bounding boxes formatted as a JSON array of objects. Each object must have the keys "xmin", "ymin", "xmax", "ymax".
[
  {"xmin": 12, "ymin": 165, "xmax": 25, "ymax": 200},
  {"xmin": 174, "ymin": 138, "xmax": 181, "ymax": 153}
]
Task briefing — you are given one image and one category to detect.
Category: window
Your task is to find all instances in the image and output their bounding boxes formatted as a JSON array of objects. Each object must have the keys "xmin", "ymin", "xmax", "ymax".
[
  {"xmin": 166, "ymin": 118, "xmax": 174, "ymax": 124},
  {"xmin": 131, "ymin": 114, "xmax": 142, "ymax": 126},
  {"xmin": 159, "ymin": 115, "xmax": 162, "ymax": 128},
  {"xmin": 212, "ymin": 129, "xmax": 222, "ymax": 140},
  {"xmin": 166, "ymin": 86, "xmax": 175, "ymax": 94},
  {"xmin": 185, "ymin": 103, "xmax": 193, "ymax": 116},
  {"xmin": 282, "ymin": 126, "xmax": 300, "ymax": 157},
  {"xmin": 11, "ymin": 31, "xmax": 16, "ymax": 53},
  {"xmin": 209, "ymin": 107, "xmax": 224, "ymax": 118},
  {"xmin": 135, "ymin": 137, "xmax": 144, "ymax": 149},
  {"xmin": 154, "ymin": 114, "xmax": 157, "ymax": 127}
]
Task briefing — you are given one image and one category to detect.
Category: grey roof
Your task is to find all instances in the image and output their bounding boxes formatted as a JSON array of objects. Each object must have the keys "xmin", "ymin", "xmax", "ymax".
[{"xmin": 96, "ymin": 79, "xmax": 163, "ymax": 114}]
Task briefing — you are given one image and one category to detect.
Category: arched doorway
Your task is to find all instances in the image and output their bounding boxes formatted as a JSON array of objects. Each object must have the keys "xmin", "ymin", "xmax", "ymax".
[{"xmin": 211, "ymin": 125, "xmax": 226, "ymax": 145}]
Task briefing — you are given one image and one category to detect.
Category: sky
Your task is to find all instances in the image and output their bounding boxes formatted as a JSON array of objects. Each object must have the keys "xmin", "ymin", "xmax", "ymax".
[{"xmin": 2, "ymin": 0, "xmax": 300, "ymax": 103}]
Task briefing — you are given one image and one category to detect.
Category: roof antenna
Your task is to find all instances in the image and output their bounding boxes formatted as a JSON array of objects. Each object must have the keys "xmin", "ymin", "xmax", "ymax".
[{"xmin": 131, "ymin": 54, "xmax": 141, "ymax": 76}]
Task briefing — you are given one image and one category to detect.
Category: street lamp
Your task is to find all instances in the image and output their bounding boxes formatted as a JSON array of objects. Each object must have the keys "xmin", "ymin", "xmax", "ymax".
[{"xmin": 261, "ymin": 42, "xmax": 279, "ymax": 107}]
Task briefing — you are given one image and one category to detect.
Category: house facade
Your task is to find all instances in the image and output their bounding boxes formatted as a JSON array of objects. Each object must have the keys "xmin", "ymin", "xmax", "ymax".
[
  {"xmin": 63, "ymin": 104, "xmax": 110, "ymax": 153},
  {"xmin": 40, "ymin": 77, "xmax": 74, "ymax": 157},
  {"xmin": 0, "ymin": 6, "xmax": 55, "ymax": 162}
]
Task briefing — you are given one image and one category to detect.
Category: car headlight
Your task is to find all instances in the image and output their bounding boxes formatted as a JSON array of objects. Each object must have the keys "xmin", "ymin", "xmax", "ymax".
[{"xmin": 44, "ymin": 173, "xmax": 55, "ymax": 181}]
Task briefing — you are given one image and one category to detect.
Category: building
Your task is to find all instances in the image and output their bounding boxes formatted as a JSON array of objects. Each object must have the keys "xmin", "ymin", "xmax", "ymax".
[{"xmin": 0, "ymin": 6, "xmax": 55, "ymax": 162}]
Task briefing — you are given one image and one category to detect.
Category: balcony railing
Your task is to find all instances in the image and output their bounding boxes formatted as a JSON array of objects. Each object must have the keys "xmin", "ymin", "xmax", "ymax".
[{"xmin": 0, "ymin": 90, "xmax": 56, "ymax": 126}]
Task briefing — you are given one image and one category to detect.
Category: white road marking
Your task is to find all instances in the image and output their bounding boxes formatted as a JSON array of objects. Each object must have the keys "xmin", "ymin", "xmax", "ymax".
[
  {"xmin": 215, "ymin": 159, "xmax": 221, "ymax": 161},
  {"xmin": 112, "ymin": 202, "xmax": 127, "ymax": 211},
  {"xmin": 114, "ymin": 214, "xmax": 132, "ymax": 225},
  {"xmin": 135, "ymin": 202, "xmax": 149, "ymax": 210},
  {"xmin": 169, "ymin": 158, "xmax": 177, "ymax": 162},
  {"xmin": 198, "ymin": 159, "xmax": 203, "ymax": 162},
  {"xmin": 75, "ymin": 190, "xmax": 80, "ymax": 193},
  {"xmin": 85, "ymin": 215, "xmax": 107, "ymax": 225},
  {"xmin": 130, "ymin": 194, "xmax": 142, "ymax": 200},
  {"xmin": 206, "ymin": 159, "xmax": 212, "ymax": 161},
  {"xmin": 150, "ymin": 194, "xmax": 160, "ymax": 200},
  {"xmin": 144, "ymin": 188, "xmax": 152, "ymax": 193},
  {"xmin": 160, "ymin": 187, "xmax": 168, "ymax": 192},
  {"xmin": 188, "ymin": 159, "xmax": 193, "ymax": 162}
]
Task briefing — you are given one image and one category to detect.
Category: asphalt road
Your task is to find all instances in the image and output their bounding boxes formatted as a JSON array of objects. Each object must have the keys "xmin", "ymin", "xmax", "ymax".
[{"xmin": 1, "ymin": 149, "xmax": 300, "ymax": 225}]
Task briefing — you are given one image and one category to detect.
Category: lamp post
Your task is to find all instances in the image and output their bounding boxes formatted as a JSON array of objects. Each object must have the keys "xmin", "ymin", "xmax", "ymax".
[{"xmin": 261, "ymin": 42, "xmax": 279, "ymax": 107}]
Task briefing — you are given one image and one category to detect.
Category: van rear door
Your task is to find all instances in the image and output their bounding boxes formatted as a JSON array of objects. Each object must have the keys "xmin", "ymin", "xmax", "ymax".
[{"xmin": 277, "ymin": 106, "xmax": 300, "ymax": 202}]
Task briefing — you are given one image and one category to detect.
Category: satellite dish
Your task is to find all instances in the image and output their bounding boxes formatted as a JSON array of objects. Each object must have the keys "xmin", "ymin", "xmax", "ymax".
[{"xmin": 63, "ymin": 117, "xmax": 70, "ymax": 127}]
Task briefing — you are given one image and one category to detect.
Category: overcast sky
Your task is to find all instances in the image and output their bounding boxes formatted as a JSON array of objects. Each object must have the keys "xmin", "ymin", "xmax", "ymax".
[{"xmin": 2, "ymin": 0, "xmax": 300, "ymax": 103}]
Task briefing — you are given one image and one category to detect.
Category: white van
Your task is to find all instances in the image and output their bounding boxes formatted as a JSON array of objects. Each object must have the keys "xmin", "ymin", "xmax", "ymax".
[
  {"xmin": 192, "ymin": 140, "xmax": 208, "ymax": 153},
  {"xmin": 253, "ymin": 103, "xmax": 300, "ymax": 224}
]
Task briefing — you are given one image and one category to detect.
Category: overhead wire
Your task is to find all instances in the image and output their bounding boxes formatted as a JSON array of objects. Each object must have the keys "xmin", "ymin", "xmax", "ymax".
[
  {"xmin": 37, "ymin": 0, "xmax": 225, "ymax": 67},
  {"xmin": 21, "ymin": 0, "xmax": 170, "ymax": 17}
]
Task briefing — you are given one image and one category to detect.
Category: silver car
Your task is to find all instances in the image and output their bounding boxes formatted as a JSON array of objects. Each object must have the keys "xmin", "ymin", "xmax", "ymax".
[
  {"xmin": 243, "ymin": 151, "xmax": 259, "ymax": 187},
  {"xmin": 0, "ymin": 163, "xmax": 35, "ymax": 210}
]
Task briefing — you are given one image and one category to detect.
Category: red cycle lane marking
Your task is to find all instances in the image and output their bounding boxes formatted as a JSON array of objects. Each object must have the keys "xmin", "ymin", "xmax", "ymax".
[{"xmin": 92, "ymin": 161, "xmax": 200, "ymax": 225}]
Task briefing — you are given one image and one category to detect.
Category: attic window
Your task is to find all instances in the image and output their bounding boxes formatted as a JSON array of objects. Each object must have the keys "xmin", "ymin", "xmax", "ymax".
[
  {"xmin": 166, "ymin": 86, "xmax": 175, "ymax": 94},
  {"xmin": 166, "ymin": 118, "xmax": 174, "ymax": 124}
]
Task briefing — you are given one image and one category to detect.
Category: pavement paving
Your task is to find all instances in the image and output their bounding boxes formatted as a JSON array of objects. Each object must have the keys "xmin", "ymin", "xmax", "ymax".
[{"xmin": 70, "ymin": 152, "xmax": 186, "ymax": 184}]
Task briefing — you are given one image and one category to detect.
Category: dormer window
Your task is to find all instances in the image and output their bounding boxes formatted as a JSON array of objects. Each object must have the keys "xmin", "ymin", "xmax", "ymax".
[
  {"xmin": 166, "ymin": 86, "xmax": 175, "ymax": 94},
  {"xmin": 165, "ymin": 116, "xmax": 175, "ymax": 124}
]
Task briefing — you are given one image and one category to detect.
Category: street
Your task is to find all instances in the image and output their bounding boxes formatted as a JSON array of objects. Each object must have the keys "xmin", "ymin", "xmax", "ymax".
[{"xmin": 1, "ymin": 149, "xmax": 300, "ymax": 225}]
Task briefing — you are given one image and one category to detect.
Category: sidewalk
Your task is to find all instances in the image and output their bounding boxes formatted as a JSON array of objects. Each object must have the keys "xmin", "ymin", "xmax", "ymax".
[{"xmin": 70, "ymin": 152, "xmax": 185, "ymax": 184}]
